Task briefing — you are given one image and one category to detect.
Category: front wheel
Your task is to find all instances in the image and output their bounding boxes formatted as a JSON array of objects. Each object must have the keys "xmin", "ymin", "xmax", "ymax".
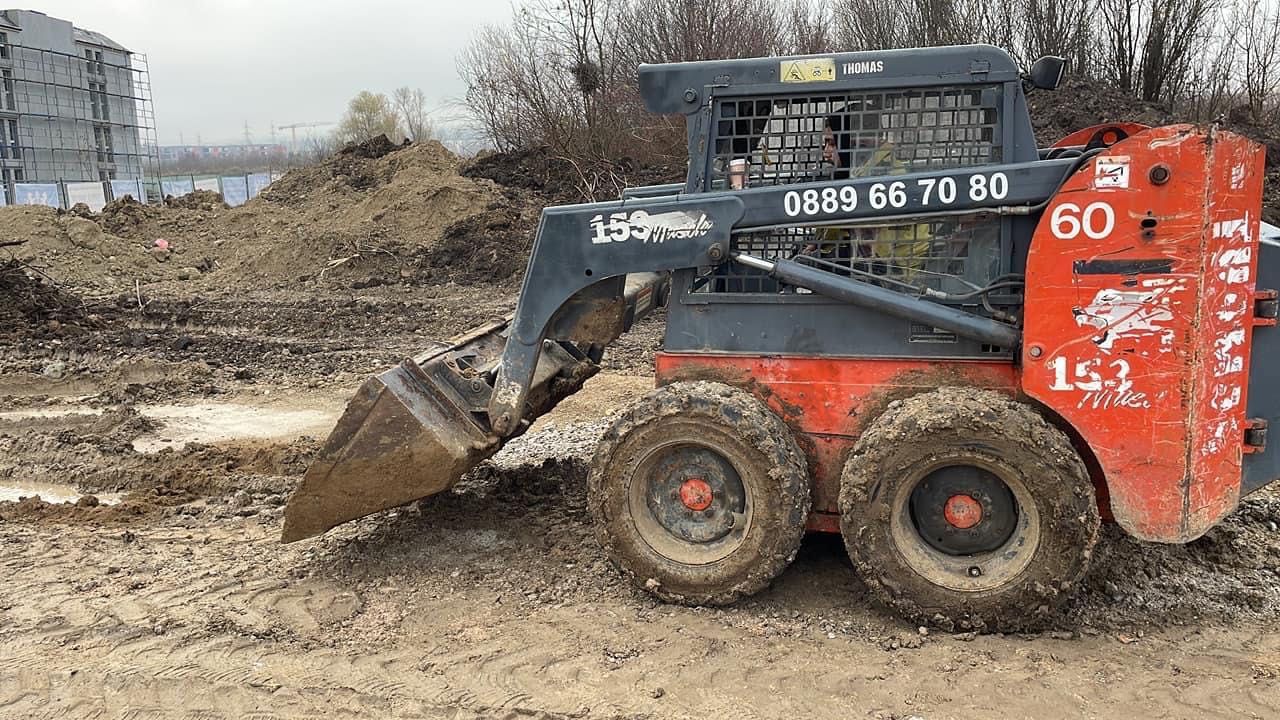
[
  {"xmin": 588, "ymin": 381, "xmax": 810, "ymax": 606},
  {"xmin": 839, "ymin": 387, "xmax": 1100, "ymax": 632}
]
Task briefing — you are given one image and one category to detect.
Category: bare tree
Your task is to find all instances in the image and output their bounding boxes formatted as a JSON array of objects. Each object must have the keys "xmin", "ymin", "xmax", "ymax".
[
  {"xmin": 1234, "ymin": 0, "xmax": 1280, "ymax": 121},
  {"xmin": 460, "ymin": 0, "xmax": 1280, "ymax": 172},
  {"xmin": 460, "ymin": 0, "xmax": 631, "ymax": 159},
  {"xmin": 392, "ymin": 87, "xmax": 434, "ymax": 142},
  {"xmin": 616, "ymin": 0, "xmax": 785, "ymax": 65},
  {"xmin": 1014, "ymin": 0, "xmax": 1097, "ymax": 72},
  {"xmin": 295, "ymin": 133, "xmax": 341, "ymax": 166},
  {"xmin": 1098, "ymin": 0, "xmax": 1220, "ymax": 105},
  {"xmin": 781, "ymin": 0, "xmax": 834, "ymax": 55},
  {"xmin": 335, "ymin": 91, "xmax": 404, "ymax": 145},
  {"xmin": 1175, "ymin": 5, "xmax": 1239, "ymax": 121},
  {"xmin": 832, "ymin": 0, "xmax": 912, "ymax": 49}
]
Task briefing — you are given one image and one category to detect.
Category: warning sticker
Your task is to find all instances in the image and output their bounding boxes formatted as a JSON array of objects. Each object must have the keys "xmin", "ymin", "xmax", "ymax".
[
  {"xmin": 1095, "ymin": 156, "xmax": 1131, "ymax": 189},
  {"xmin": 780, "ymin": 58, "xmax": 836, "ymax": 83}
]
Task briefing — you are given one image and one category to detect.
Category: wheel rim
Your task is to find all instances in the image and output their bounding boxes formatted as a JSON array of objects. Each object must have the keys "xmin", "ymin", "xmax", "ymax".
[
  {"xmin": 889, "ymin": 453, "xmax": 1041, "ymax": 592},
  {"xmin": 628, "ymin": 440, "xmax": 751, "ymax": 565},
  {"xmin": 909, "ymin": 465, "xmax": 1018, "ymax": 556}
]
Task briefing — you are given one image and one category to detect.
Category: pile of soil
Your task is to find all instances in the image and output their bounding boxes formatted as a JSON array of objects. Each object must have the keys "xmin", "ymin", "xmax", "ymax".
[
  {"xmin": 462, "ymin": 145, "xmax": 683, "ymax": 203},
  {"xmin": 337, "ymin": 134, "xmax": 404, "ymax": 160},
  {"xmin": 0, "ymin": 257, "xmax": 91, "ymax": 337},
  {"xmin": 1026, "ymin": 79, "xmax": 1172, "ymax": 146},
  {"xmin": 0, "ymin": 206, "xmax": 199, "ymax": 292},
  {"xmin": 0, "ymin": 139, "xmax": 542, "ymax": 294},
  {"xmin": 99, "ymin": 195, "xmax": 162, "ymax": 236},
  {"xmin": 1027, "ymin": 79, "xmax": 1280, "ymax": 223},
  {"xmin": 462, "ymin": 146, "xmax": 585, "ymax": 203},
  {"xmin": 418, "ymin": 199, "xmax": 532, "ymax": 284},
  {"xmin": 220, "ymin": 139, "xmax": 535, "ymax": 288},
  {"xmin": 164, "ymin": 189, "xmax": 230, "ymax": 211}
]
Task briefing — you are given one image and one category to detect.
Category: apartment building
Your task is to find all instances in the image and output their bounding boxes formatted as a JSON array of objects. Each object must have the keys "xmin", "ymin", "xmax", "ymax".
[{"xmin": 0, "ymin": 9, "xmax": 156, "ymax": 189}]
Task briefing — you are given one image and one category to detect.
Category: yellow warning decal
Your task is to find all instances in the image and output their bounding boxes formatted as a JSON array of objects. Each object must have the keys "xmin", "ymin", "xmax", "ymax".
[{"xmin": 780, "ymin": 58, "xmax": 836, "ymax": 83}]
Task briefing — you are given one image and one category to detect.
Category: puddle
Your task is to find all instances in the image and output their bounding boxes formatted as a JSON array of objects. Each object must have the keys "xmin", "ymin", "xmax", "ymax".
[
  {"xmin": 0, "ymin": 481, "xmax": 122, "ymax": 505},
  {"xmin": 132, "ymin": 402, "xmax": 339, "ymax": 453}
]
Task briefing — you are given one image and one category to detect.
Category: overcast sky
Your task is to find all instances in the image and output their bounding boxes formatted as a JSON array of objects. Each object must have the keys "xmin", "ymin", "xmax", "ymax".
[{"xmin": 33, "ymin": 1, "xmax": 515, "ymax": 145}]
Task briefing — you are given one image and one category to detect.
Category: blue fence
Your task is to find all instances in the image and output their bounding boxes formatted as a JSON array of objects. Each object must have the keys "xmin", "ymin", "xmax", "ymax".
[
  {"xmin": 220, "ymin": 176, "xmax": 248, "ymax": 206},
  {"xmin": 110, "ymin": 179, "xmax": 146, "ymax": 202},
  {"xmin": 13, "ymin": 183, "xmax": 61, "ymax": 208},
  {"xmin": 160, "ymin": 177, "xmax": 194, "ymax": 199},
  {"xmin": 160, "ymin": 172, "xmax": 281, "ymax": 206},
  {"xmin": 2, "ymin": 171, "xmax": 282, "ymax": 211}
]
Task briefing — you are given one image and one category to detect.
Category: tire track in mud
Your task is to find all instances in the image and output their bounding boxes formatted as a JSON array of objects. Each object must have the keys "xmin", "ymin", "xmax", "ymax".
[
  {"xmin": 4, "ymin": 443, "xmax": 1280, "ymax": 718},
  {"xmin": 0, "ymin": 520, "xmax": 626, "ymax": 719}
]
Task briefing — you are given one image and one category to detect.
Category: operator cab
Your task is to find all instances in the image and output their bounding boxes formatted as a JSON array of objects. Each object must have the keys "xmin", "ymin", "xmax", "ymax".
[{"xmin": 638, "ymin": 46, "xmax": 1043, "ymax": 357}]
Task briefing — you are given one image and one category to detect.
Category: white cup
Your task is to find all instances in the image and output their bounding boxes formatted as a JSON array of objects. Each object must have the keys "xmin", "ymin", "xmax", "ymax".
[{"xmin": 728, "ymin": 158, "xmax": 748, "ymax": 189}]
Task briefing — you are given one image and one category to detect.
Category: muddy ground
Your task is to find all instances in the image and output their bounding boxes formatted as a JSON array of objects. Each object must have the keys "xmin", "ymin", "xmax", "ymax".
[
  {"xmin": 0, "ymin": 278, "xmax": 1278, "ymax": 719},
  {"xmin": 3, "ymin": 130, "xmax": 1280, "ymax": 716}
]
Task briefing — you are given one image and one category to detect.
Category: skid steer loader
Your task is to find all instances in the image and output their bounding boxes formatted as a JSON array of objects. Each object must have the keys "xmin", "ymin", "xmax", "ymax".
[{"xmin": 283, "ymin": 45, "xmax": 1279, "ymax": 631}]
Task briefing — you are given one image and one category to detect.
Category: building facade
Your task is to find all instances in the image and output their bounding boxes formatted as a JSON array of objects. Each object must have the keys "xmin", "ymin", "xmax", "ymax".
[{"xmin": 0, "ymin": 9, "xmax": 156, "ymax": 188}]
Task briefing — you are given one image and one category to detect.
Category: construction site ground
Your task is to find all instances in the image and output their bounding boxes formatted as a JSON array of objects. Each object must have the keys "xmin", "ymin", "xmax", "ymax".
[{"xmin": 2, "ymin": 124, "xmax": 1280, "ymax": 718}]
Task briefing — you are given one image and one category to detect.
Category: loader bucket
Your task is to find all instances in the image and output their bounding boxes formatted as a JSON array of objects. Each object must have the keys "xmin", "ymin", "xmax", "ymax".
[
  {"xmin": 281, "ymin": 358, "xmax": 498, "ymax": 542},
  {"xmin": 281, "ymin": 273, "xmax": 669, "ymax": 542},
  {"xmin": 280, "ymin": 313, "xmax": 608, "ymax": 542}
]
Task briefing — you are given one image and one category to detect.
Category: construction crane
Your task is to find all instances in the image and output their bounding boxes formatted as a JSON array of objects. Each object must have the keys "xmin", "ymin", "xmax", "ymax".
[{"xmin": 276, "ymin": 121, "xmax": 335, "ymax": 151}]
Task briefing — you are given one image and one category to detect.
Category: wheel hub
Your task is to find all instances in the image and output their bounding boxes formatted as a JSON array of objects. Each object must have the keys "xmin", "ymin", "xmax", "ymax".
[
  {"xmin": 909, "ymin": 465, "xmax": 1018, "ymax": 556},
  {"xmin": 679, "ymin": 477, "xmax": 714, "ymax": 511},
  {"xmin": 943, "ymin": 494, "xmax": 983, "ymax": 529},
  {"xmin": 641, "ymin": 445, "xmax": 746, "ymax": 545}
]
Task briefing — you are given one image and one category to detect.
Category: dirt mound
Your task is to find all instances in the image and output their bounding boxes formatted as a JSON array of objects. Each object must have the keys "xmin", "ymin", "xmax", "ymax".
[
  {"xmin": 462, "ymin": 146, "xmax": 683, "ymax": 203},
  {"xmin": 417, "ymin": 198, "xmax": 534, "ymax": 284},
  {"xmin": 0, "ymin": 139, "xmax": 537, "ymax": 293},
  {"xmin": 0, "ymin": 258, "xmax": 91, "ymax": 337},
  {"xmin": 1026, "ymin": 79, "xmax": 1173, "ymax": 146},
  {"xmin": 337, "ymin": 134, "xmax": 404, "ymax": 160},
  {"xmin": 68, "ymin": 202, "xmax": 96, "ymax": 219},
  {"xmin": 100, "ymin": 195, "xmax": 163, "ymax": 236},
  {"xmin": 0, "ymin": 205, "xmax": 199, "ymax": 292},
  {"xmin": 462, "ymin": 146, "xmax": 584, "ymax": 202},
  {"xmin": 165, "ymin": 189, "xmax": 230, "ymax": 211},
  {"xmin": 0, "ymin": 484, "xmax": 196, "ymax": 525},
  {"xmin": 258, "ymin": 138, "xmax": 430, "ymax": 205},
  {"xmin": 214, "ymin": 139, "xmax": 528, "ymax": 288},
  {"xmin": 1070, "ymin": 488, "xmax": 1280, "ymax": 629},
  {"xmin": 1028, "ymin": 79, "xmax": 1279, "ymax": 223}
]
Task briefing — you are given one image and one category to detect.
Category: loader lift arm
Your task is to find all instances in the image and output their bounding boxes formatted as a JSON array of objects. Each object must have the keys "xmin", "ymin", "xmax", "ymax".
[
  {"xmin": 486, "ymin": 156, "xmax": 1080, "ymax": 435},
  {"xmin": 284, "ymin": 155, "xmax": 1084, "ymax": 541}
]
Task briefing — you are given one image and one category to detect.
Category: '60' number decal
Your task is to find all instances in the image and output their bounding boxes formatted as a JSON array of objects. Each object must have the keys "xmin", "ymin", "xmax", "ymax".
[{"xmin": 1050, "ymin": 201, "xmax": 1115, "ymax": 240}]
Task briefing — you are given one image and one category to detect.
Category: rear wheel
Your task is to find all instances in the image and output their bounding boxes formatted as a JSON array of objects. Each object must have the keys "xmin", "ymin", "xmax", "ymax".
[
  {"xmin": 588, "ymin": 381, "xmax": 810, "ymax": 605},
  {"xmin": 839, "ymin": 387, "xmax": 1099, "ymax": 632}
]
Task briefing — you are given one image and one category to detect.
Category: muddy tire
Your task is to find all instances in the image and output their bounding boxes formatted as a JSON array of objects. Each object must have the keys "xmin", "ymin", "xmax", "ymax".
[
  {"xmin": 839, "ymin": 387, "xmax": 1099, "ymax": 632},
  {"xmin": 588, "ymin": 381, "xmax": 810, "ymax": 605}
]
